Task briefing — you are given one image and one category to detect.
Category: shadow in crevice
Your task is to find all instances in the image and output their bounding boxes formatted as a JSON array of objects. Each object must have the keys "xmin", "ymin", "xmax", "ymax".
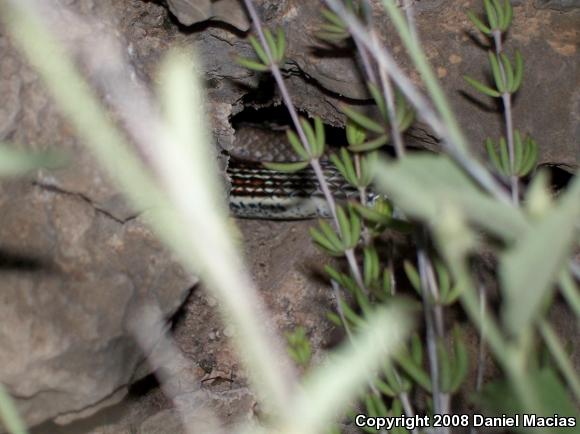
[{"xmin": 0, "ymin": 248, "xmax": 56, "ymax": 273}]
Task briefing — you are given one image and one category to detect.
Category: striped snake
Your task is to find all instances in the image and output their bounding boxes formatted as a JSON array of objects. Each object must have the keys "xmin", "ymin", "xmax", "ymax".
[{"xmin": 227, "ymin": 126, "xmax": 377, "ymax": 219}]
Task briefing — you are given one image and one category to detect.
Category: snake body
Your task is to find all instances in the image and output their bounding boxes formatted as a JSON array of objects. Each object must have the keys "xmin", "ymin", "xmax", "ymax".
[{"xmin": 227, "ymin": 126, "xmax": 375, "ymax": 220}]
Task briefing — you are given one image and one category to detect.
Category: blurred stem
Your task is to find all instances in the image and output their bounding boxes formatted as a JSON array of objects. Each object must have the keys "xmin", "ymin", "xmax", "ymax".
[
  {"xmin": 475, "ymin": 283, "xmax": 487, "ymax": 393},
  {"xmin": 493, "ymin": 30, "xmax": 519, "ymax": 205},
  {"xmin": 354, "ymin": 153, "xmax": 372, "ymax": 245},
  {"xmin": 346, "ymin": 248, "xmax": 368, "ymax": 295},
  {"xmin": 538, "ymin": 320, "xmax": 580, "ymax": 402},
  {"xmin": 376, "ymin": 37, "xmax": 406, "ymax": 158},
  {"xmin": 353, "ymin": 36, "xmax": 378, "ymax": 86},
  {"xmin": 559, "ymin": 269, "xmax": 580, "ymax": 318},
  {"xmin": 417, "ymin": 247, "xmax": 444, "ymax": 420}
]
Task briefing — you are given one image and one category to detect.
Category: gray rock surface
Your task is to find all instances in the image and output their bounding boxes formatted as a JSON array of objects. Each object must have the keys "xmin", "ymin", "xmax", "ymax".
[{"xmin": 0, "ymin": 1, "xmax": 197, "ymax": 430}]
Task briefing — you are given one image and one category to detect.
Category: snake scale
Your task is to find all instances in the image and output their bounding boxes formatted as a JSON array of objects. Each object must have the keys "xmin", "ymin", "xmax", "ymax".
[{"xmin": 227, "ymin": 125, "xmax": 375, "ymax": 219}]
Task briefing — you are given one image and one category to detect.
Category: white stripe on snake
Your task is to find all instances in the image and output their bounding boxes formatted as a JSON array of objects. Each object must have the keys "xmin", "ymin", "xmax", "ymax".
[{"xmin": 227, "ymin": 126, "xmax": 378, "ymax": 219}]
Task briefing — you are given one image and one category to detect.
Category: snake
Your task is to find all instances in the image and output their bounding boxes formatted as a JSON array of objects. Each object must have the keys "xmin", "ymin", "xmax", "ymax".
[{"xmin": 227, "ymin": 125, "xmax": 377, "ymax": 219}]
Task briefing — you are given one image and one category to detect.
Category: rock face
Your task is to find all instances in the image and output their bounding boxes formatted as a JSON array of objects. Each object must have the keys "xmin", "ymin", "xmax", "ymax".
[
  {"xmin": 0, "ymin": 0, "xmax": 198, "ymax": 429},
  {"xmin": 0, "ymin": 0, "xmax": 578, "ymax": 431}
]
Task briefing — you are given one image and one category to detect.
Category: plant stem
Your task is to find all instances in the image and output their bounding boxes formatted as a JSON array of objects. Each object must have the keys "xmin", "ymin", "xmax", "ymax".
[
  {"xmin": 475, "ymin": 283, "xmax": 487, "ymax": 393},
  {"xmin": 493, "ymin": 30, "xmax": 519, "ymax": 205},
  {"xmin": 418, "ymin": 247, "xmax": 444, "ymax": 421},
  {"xmin": 376, "ymin": 35, "xmax": 406, "ymax": 158},
  {"xmin": 242, "ymin": 0, "xmax": 373, "ymax": 296},
  {"xmin": 242, "ymin": 0, "xmax": 339, "ymax": 224}
]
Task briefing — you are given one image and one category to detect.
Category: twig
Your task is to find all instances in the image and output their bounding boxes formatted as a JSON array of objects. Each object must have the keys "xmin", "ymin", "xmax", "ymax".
[
  {"xmin": 493, "ymin": 30, "xmax": 519, "ymax": 205},
  {"xmin": 417, "ymin": 247, "xmax": 444, "ymax": 424},
  {"xmin": 376, "ymin": 33, "xmax": 406, "ymax": 158}
]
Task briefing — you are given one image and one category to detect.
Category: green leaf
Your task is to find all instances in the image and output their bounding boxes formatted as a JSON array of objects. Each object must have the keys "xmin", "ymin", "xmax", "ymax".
[
  {"xmin": 340, "ymin": 299, "xmax": 364, "ymax": 328},
  {"xmin": 500, "ymin": 52, "xmax": 515, "ymax": 93},
  {"xmin": 513, "ymin": 130, "xmax": 523, "ymax": 173},
  {"xmin": 352, "ymin": 202, "xmax": 390, "ymax": 225},
  {"xmin": 316, "ymin": 31, "xmax": 350, "ymax": 43},
  {"xmin": 449, "ymin": 326, "xmax": 469, "ymax": 392},
  {"xmin": 410, "ymin": 334, "xmax": 423, "ymax": 366},
  {"xmin": 325, "ymin": 265, "xmax": 344, "ymax": 285},
  {"xmin": 348, "ymin": 208, "xmax": 362, "ymax": 249},
  {"xmin": 500, "ymin": 174, "xmax": 580, "ymax": 337},
  {"xmin": 403, "ymin": 261, "xmax": 421, "ymax": 294},
  {"xmin": 463, "ymin": 75, "xmax": 501, "ymax": 98},
  {"xmin": 0, "ymin": 145, "xmax": 67, "ymax": 177},
  {"xmin": 489, "ymin": 51, "xmax": 506, "ymax": 93},
  {"xmin": 264, "ymin": 29, "xmax": 277, "ymax": 61},
  {"xmin": 367, "ymin": 82, "xmax": 387, "ymax": 119},
  {"xmin": 321, "ymin": 8, "xmax": 345, "ymax": 27},
  {"xmin": 326, "ymin": 311, "xmax": 343, "ymax": 327},
  {"xmin": 301, "ymin": 118, "xmax": 318, "ymax": 156},
  {"xmin": 320, "ymin": 23, "xmax": 348, "ymax": 34},
  {"xmin": 337, "ymin": 205, "xmax": 352, "ymax": 248},
  {"xmin": 346, "ymin": 122, "xmax": 366, "ymax": 146},
  {"xmin": 348, "ymin": 134, "xmax": 389, "ymax": 152},
  {"xmin": 248, "ymin": 35, "xmax": 269, "ymax": 66},
  {"xmin": 483, "ymin": 0, "xmax": 499, "ymax": 30},
  {"xmin": 398, "ymin": 105, "xmax": 415, "ymax": 133},
  {"xmin": 435, "ymin": 261, "xmax": 451, "ymax": 300},
  {"xmin": 342, "ymin": 105, "xmax": 385, "ymax": 134},
  {"xmin": 518, "ymin": 136, "xmax": 538, "ymax": 176},
  {"xmin": 485, "ymin": 137, "xmax": 502, "ymax": 173},
  {"xmin": 492, "ymin": 0, "xmax": 505, "ymax": 30},
  {"xmin": 498, "ymin": 137, "xmax": 510, "ymax": 175},
  {"xmin": 511, "ymin": 50, "xmax": 524, "ymax": 93},
  {"xmin": 395, "ymin": 352, "xmax": 432, "ymax": 392},
  {"xmin": 310, "ymin": 226, "xmax": 342, "ymax": 254},
  {"xmin": 363, "ymin": 247, "xmax": 379, "ymax": 287},
  {"xmin": 236, "ymin": 56, "xmax": 269, "ymax": 72},
  {"xmin": 359, "ymin": 152, "xmax": 377, "ymax": 187},
  {"xmin": 501, "ymin": 0, "xmax": 513, "ymax": 31},
  {"xmin": 340, "ymin": 153, "xmax": 357, "ymax": 186},
  {"xmin": 467, "ymin": 11, "xmax": 492, "ymax": 35},
  {"xmin": 375, "ymin": 379, "xmax": 396, "ymax": 397},
  {"xmin": 286, "ymin": 130, "xmax": 310, "ymax": 161},
  {"xmin": 319, "ymin": 219, "xmax": 344, "ymax": 252},
  {"xmin": 262, "ymin": 160, "xmax": 309, "ymax": 172},
  {"xmin": 313, "ymin": 116, "xmax": 326, "ymax": 158},
  {"xmin": 276, "ymin": 28, "xmax": 286, "ymax": 62}
]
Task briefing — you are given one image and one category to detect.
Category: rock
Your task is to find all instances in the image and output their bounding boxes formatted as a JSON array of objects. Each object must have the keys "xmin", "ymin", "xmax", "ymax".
[
  {"xmin": 0, "ymin": 1, "xmax": 197, "ymax": 430},
  {"xmin": 165, "ymin": 0, "xmax": 250, "ymax": 30}
]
